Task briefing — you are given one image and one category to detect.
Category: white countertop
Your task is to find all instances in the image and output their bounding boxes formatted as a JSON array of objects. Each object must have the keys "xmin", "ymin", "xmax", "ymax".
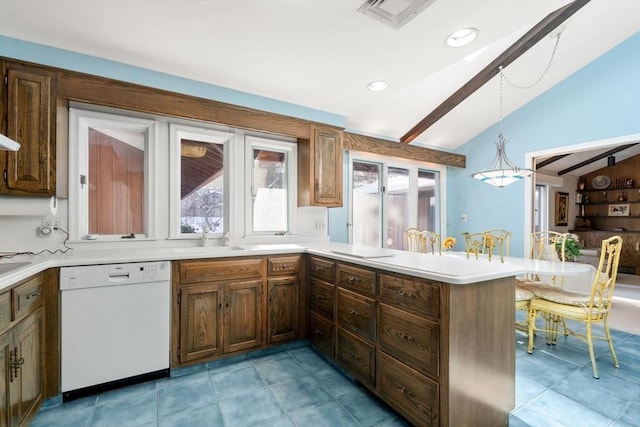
[{"xmin": 0, "ymin": 241, "xmax": 525, "ymax": 289}]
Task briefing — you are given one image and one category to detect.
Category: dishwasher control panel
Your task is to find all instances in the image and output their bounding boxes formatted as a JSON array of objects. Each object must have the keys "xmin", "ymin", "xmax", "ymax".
[{"xmin": 60, "ymin": 261, "xmax": 171, "ymax": 290}]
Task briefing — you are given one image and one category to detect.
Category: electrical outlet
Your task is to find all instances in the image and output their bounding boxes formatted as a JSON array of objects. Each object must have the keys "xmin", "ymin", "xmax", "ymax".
[
  {"xmin": 42, "ymin": 217, "xmax": 61, "ymax": 229},
  {"xmin": 461, "ymin": 214, "xmax": 468, "ymax": 222}
]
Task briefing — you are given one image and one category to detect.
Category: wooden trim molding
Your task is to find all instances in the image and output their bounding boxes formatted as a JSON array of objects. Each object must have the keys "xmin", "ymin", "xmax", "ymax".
[{"xmin": 344, "ymin": 132, "xmax": 465, "ymax": 168}]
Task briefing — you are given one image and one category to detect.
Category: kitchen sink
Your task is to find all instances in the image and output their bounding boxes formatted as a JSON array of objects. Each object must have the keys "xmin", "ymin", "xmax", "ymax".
[{"xmin": 0, "ymin": 262, "xmax": 31, "ymax": 275}]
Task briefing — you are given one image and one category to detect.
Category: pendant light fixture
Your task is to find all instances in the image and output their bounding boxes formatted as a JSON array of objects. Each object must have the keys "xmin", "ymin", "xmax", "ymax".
[
  {"xmin": 471, "ymin": 66, "xmax": 533, "ymax": 187},
  {"xmin": 473, "ymin": 30, "xmax": 563, "ymax": 188}
]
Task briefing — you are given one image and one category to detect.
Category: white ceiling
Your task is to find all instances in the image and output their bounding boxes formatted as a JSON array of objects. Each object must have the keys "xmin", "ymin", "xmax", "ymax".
[{"xmin": 1, "ymin": 0, "xmax": 639, "ymax": 153}]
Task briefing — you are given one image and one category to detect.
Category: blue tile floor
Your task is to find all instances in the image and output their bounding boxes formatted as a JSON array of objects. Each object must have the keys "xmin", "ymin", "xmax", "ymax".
[{"xmin": 34, "ymin": 321, "xmax": 640, "ymax": 427}]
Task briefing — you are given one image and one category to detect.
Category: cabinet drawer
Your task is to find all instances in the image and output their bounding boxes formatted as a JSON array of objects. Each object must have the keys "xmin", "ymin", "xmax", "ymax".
[
  {"xmin": 337, "ymin": 264, "xmax": 376, "ymax": 297},
  {"xmin": 0, "ymin": 292, "xmax": 10, "ymax": 330},
  {"xmin": 380, "ymin": 274, "xmax": 440, "ymax": 318},
  {"xmin": 308, "ymin": 256, "xmax": 335, "ymax": 282},
  {"xmin": 309, "ymin": 311, "xmax": 334, "ymax": 358},
  {"xmin": 309, "ymin": 278, "xmax": 335, "ymax": 318},
  {"xmin": 267, "ymin": 255, "xmax": 300, "ymax": 275},
  {"xmin": 12, "ymin": 274, "xmax": 44, "ymax": 319},
  {"xmin": 179, "ymin": 258, "xmax": 264, "ymax": 284},
  {"xmin": 378, "ymin": 352, "xmax": 439, "ymax": 427},
  {"xmin": 337, "ymin": 288, "xmax": 376, "ymax": 343},
  {"xmin": 337, "ymin": 328, "xmax": 375, "ymax": 386},
  {"xmin": 379, "ymin": 303, "xmax": 439, "ymax": 379}
]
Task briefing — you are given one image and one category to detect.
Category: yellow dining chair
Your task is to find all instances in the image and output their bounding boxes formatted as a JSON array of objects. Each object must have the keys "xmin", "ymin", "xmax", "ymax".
[
  {"xmin": 420, "ymin": 230, "xmax": 441, "ymax": 255},
  {"xmin": 527, "ymin": 235, "xmax": 623, "ymax": 378},
  {"xmin": 405, "ymin": 228, "xmax": 423, "ymax": 252},
  {"xmin": 461, "ymin": 231, "xmax": 500, "ymax": 261},
  {"xmin": 484, "ymin": 229, "xmax": 511, "ymax": 258}
]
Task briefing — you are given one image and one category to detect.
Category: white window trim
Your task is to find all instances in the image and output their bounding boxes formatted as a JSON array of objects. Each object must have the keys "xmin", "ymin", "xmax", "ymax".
[
  {"xmin": 168, "ymin": 123, "xmax": 234, "ymax": 239},
  {"xmin": 347, "ymin": 151, "xmax": 447, "ymax": 245},
  {"xmin": 244, "ymin": 135, "xmax": 298, "ymax": 236},
  {"xmin": 68, "ymin": 108, "xmax": 158, "ymax": 241}
]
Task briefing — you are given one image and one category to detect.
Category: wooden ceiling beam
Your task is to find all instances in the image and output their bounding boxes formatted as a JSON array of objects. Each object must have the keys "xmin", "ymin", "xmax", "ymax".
[
  {"xmin": 535, "ymin": 154, "xmax": 570, "ymax": 169},
  {"xmin": 557, "ymin": 144, "xmax": 638, "ymax": 175},
  {"xmin": 400, "ymin": 0, "xmax": 590, "ymax": 144}
]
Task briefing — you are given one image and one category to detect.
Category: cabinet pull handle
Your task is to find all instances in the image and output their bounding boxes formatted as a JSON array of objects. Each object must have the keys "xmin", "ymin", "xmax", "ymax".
[
  {"xmin": 395, "ymin": 332, "xmax": 415, "ymax": 342},
  {"xmin": 347, "ymin": 276, "xmax": 357, "ymax": 283},
  {"xmin": 314, "ymin": 265, "xmax": 327, "ymax": 272},
  {"xmin": 394, "ymin": 382, "xmax": 415, "ymax": 398},
  {"xmin": 315, "ymin": 294, "xmax": 326, "ymax": 300},
  {"xmin": 347, "ymin": 308, "xmax": 358, "ymax": 315},
  {"xmin": 349, "ymin": 351, "xmax": 361, "ymax": 361},
  {"xmin": 26, "ymin": 290, "xmax": 42, "ymax": 300},
  {"xmin": 219, "ymin": 295, "xmax": 224, "ymax": 310},
  {"xmin": 314, "ymin": 329, "xmax": 324, "ymax": 336},
  {"xmin": 225, "ymin": 295, "xmax": 229, "ymax": 308},
  {"xmin": 396, "ymin": 289, "xmax": 415, "ymax": 298},
  {"xmin": 9, "ymin": 347, "xmax": 24, "ymax": 381}
]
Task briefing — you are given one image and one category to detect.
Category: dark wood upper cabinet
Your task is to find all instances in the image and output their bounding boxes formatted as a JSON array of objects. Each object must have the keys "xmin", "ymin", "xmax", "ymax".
[
  {"xmin": 298, "ymin": 125, "xmax": 343, "ymax": 207},
  {"xmin": 1, "ymin": 63, "xmax": 56, "ymax": 196}
]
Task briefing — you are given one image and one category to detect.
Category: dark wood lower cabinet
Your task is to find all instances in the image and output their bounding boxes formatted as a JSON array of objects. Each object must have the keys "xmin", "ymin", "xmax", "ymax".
[
  {"xmin": 308, "ymin": 311, "xmax": 334, "ymax": 358},
  {"xmin": 336, "ymin": 328, "xmax": 375, "ymax": 387},
  {"xmin": 224, "ymin": 279, "xmax": 263, "ymax": 353},
  {"xmin": 267, "ymin": 276, "xmax": 299, "ymax": 344},
  {"xmin": 378, "ymin": 351, "xmax": 439, "ymax": 427},
  {"xmin": 179, "ymin": 283, "xmax": 224, "ymax": 363}
]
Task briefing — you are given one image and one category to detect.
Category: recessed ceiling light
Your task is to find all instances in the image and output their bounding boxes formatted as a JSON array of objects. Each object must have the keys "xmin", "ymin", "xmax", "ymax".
[
  {"xmin": 445, "ymin": 27, "xmax": 479, "ymax": 48},
  {"xmin": 367, "ymin": 80, "xmax": 389, "ymax": 92}
]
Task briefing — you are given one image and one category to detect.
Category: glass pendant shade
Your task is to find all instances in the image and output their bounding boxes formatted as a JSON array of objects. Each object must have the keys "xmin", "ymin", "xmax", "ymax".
[{"xmin": 472, "ymin": 133, "xmax": 533, "ymax": 188}]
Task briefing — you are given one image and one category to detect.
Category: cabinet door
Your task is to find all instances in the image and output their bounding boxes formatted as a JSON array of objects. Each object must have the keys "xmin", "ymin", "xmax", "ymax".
[
  {"xmin": 267, "ymin": 276, "xmax": 299, "ymax": 344},
  {"xmin": 2, "ymin": 66, "xmax": 54, "ymax": 195},
  {"xmin": 0, "ymin": 332, "xmax": 10, "ymax": 427},
  {"xmin": 9, "ymin": 308, "xmax": 43, "ymax": 427},
  {"xmin": 312, "ymin": 126, "xmax": 342, "ymax": 206},
  {"xmin": 224, "ymin": 279, "xmax": 263, "ymax": 353},
  {"xmin": 179, "ymin": 284, "xmax": 223, "ymax": 363}
]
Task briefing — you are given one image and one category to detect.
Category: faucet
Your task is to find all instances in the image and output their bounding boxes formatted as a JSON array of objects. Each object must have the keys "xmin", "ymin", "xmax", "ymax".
[
  {"xmin": 221, "ymin": 231, "xmax": 230, "ymax": 246},
  {"xmin": 201, "ymin": 226, "xmax": 210, "ymax": 247}
]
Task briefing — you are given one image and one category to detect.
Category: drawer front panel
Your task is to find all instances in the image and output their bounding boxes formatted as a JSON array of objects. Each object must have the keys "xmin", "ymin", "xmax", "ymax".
[
  {"xmin": 180, "ymin": 258, "xmax": 264, "ymax": 284},
  {"xmin": 337, "ymin": 328, "xmax": 375, "ymax": 386},
  {"xmin": 308, "ymin": 256, "xmax": 335, "ymax": 282},
  {"xmin": 379, "ymin": 352, "xmax": 439, "ymax": 427},
  {"xmin": 337, "ymin": 288, "xmax": 376, "ymax": 343},
  {"xmin": 267, "ymin": 255, "xmax": 300, "ymax": 275},
  {"xmin": 309, "ymin": 311, "xmax": 334, "ymax": 358},
  {"xmin": 12, "ymin": 274, "xmax": 44, "ymax": 319},
  {"xmin": 379, "ymin": 303, "xmax": 439, "ymax": 379},
  {"xmin": 0, "ymin": 292, "xmax": 10, "ymax": 330},
  {"xmin": 380, "ymin": 274, "xmax": 440, "ymax": 318},
  {"xmin": 309, "ymin": 278, "xmax": 335, "ymax": 318},
  {"xmin": 337, "ymin": 264, "xmax": 376, "ymax": 297}
]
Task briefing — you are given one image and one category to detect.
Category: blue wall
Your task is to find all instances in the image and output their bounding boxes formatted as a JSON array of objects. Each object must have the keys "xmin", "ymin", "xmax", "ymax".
[{"xmin": 449, "ymin": 32, "xmax": 640, "ymax": 256}]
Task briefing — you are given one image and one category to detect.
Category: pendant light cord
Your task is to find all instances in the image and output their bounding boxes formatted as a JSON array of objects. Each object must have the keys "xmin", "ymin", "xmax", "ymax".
[{"xmin": 502, "ymin": 33, "xmax": 562, "ymax": 90}]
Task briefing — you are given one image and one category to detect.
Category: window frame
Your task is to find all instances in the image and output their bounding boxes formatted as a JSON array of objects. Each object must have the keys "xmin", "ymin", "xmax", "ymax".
[
  {"xmin": 68, "ymin": 107, "xmax": 158, "ymax": 241},
  {"xmin": 168, "ymin": 123, "xmax": 234, "ymax": 239},
  {"xmin": 244, "ymin": 135, "xmax": 298, "ymax": 236}
]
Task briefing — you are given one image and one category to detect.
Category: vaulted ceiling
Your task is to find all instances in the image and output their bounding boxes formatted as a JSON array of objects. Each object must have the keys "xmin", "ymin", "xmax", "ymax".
[{"xmin": 1, "ymin": 0, "xmax": 638, "ymax": 153}]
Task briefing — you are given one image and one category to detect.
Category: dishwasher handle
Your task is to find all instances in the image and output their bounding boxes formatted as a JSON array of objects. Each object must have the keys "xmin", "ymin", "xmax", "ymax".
[{"xmin": 108, "ymin": 272, "xmax": 131, "ymax": 282}]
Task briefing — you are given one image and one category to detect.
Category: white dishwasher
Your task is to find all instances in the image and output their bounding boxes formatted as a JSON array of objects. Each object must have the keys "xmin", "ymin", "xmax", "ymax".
[{"xmin": 60, "ymin": 261, "xmax": 171, "ymax": 401}]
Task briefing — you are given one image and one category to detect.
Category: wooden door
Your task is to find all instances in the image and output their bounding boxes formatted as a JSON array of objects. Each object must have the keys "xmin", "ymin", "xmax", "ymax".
[
  {"xmin": 267, "ymin": 276, "xmax": 299, "ymax": 344},
  {"xmin": 179, "ymin": 284, "xmax": 223, "ymax": 363},
  {"xmin": 0, "ymin": 332, "xmax": 10, "ymax": 427},
  {"xmin": 9, "ymin": 308, "xmax": 42, "ymax": 427},
  {"xmin": 2, "ymin": 66, "xmax": 54, "ymax": 195},
  {"xmin": 224, "ymin": 279, "xmax": 263, "ymax": 353}
]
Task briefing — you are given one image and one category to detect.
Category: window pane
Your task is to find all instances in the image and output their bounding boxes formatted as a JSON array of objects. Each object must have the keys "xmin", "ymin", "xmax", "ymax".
[
  {"xmin": 253, "ymin": 148, "xmax": 287, "ymax": 232},
  {"xmin": 180, "ymin": 139, "xmax": 224, "ymax": 234},
  {"xmin": 88, "ymin": 127, "xmax": 145, "ymax": 235},
  {"xmin": 352, "ymin": 161, "xmax": 381, "ymax": 247},
  {"xmin": 417, "ymin": 169, "xmax": 438, "ymax": 232},
  {"xmin": 386, "ymin": 167, "xmax": 410, "ymax": 250}
]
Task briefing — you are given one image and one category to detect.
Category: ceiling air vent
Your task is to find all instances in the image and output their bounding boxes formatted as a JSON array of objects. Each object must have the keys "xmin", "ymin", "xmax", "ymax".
[{"xmin": 357, "ymin": 0, "xmax": 436, "ymax": 30}]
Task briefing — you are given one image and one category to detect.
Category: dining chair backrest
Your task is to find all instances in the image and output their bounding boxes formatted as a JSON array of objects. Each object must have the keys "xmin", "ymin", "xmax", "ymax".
[
  {"xmin": 406, "ymin": 228, "xmax": 423, "ymax": 252},
  {"xmin": 589, "ymin": 235, "xmax": 623, "ymax": 315},
  {"xmin": 529, "ymin": 231, "xmax": 570, "ymax": 262},
  {"xmin": 421, "ymin": 230, "xmax": 441, "ymax": 255},
  {"xmin": 483, "ymin": 229, "xmax": 511, "ymax": 257}
]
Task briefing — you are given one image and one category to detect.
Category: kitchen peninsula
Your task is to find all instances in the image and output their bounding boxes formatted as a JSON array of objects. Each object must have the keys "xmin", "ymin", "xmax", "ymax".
[{"xmin": 0, "ymin": 242, "xmax": 522, "ymax": 427}]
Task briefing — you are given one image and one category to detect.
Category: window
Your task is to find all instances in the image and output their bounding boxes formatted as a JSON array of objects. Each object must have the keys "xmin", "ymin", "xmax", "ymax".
[
  {"xmin": 245, "ymin": 136, "xmax": 297, "ymax": 235},
  {"xmin": 169, "ymin": 124, "xmax": 233, "ymax": 238},
  {"xmin": 69, "ymin": 108, "xmax": 157, "ymax": 240},
  {"xmin": 349, "ymin": 154, "xmax": 443, "ymax": 251}
]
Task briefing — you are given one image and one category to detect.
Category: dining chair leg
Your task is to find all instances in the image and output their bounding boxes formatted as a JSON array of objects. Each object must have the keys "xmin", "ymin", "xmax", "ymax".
[
  {"xmin": 527, "ymin": 307, "xmax": 537, "ymax": 354},
  {"xmin": 604, "ymin": 318, "xmax": 620, "ymax": 369},
  {"xmin": 586, "ymin": 322, "xmax": 599, "ymax": 379}
]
